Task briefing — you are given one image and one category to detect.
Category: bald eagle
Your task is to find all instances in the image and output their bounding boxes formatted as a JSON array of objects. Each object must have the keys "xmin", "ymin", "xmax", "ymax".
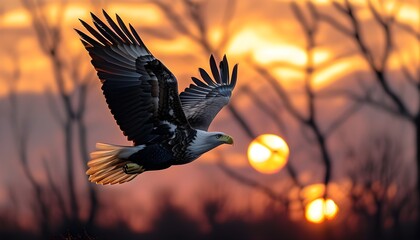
[{"xmin": 76, "ymin": 11, "xmax": 238, "ymax": 185}]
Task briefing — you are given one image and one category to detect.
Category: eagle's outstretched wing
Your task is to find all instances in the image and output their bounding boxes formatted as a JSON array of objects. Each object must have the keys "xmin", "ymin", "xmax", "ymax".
[
  {"xmin": 75, "ymin": 10, "xmax": 190, "ymax": 146},
  {"xmin": 180, "ymin": 55, "xmax": 238, "ymax": 131}
]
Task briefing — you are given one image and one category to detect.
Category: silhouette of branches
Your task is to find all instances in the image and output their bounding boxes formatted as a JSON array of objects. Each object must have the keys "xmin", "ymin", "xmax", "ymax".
[
  {"xmin": 3, "ymin": 49, "xmax": 52, "ymax": 237},
  {"xmin": 235, "ymin": 85, "xmax": 287, "ymax": 134},
  {"xmin": 152, "ymin": 0, "xmax": 236, "ymax": 56},
  {"xmin": 217, "ymin": 159, "xmax": 288, "ymax": 205},
  {"xmin": 21, "ymin": 0, "xmax": 99, "ymax": 234},
  {"xmin": 345, "ymin": 133, "xmax": 416, "ymax": 239},
  {"xmin": 247, "ymin": 2, "xmax": 364, "ymax": 199},
  {"xmin": 313, "ymin": 0, "xmax": 420, "ymax": 232}
]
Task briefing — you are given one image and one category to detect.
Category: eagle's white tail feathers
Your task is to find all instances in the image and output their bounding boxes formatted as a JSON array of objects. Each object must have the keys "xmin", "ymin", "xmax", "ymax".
[{"xmin": 86, "ymin": 143, "xmax": 145, "ymax": 185}]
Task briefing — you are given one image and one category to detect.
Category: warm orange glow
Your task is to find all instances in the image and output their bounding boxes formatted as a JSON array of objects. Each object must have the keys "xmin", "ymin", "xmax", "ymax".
[
  {"xmin": 227, "ymin": 27, "xmax": 271, "ymax": 55},
  {"xmin": 149, "ymin": 37, "xmax": 197, "ymax": 54},
  {"xmin": 228, "ymin": 27, "xmax": 331, "ymax": 67},
  {"xmin": 334, "ymin": 0, "xmax": 366, "ymax": 5},
  {"xmin": 313, "ymin": 49, "xmax": 331, "ymax": 65},
  {"xmin": 357, "ymin": 1, "xmax": 419, "ymax": 24},
  {"xmin": 1, "ymin": 9, "xmax": 31, "ymax": 27},
  {"xmin": 0, "ymin": 1, "xmax": 415, "ymax": 97},
  {"xmin": 107, "ymin": 3, "xmax": 163, "ymax": 26},
  {"xmin": 396, "ymin": 5, "xmax": 420, "ymax": 25},
  {"xmin": 299, "ymin": 183, "xmax": 349, "ymax": 205},
  {"xmin": 254, "ymin": 45, "xmax": 307, "ymax": 66},
  {"xmin": 381, "ymin": 1, "xmax": 419, "ymax": 25},
  {"xmin": 311, "ymin": 0, "xmax": 330, "ymax": 4},
  {"xmin": 273, "ymin": 68, "xmax": 305, "ymax": 80},
  {"xmin": 247, "ymin": 134, "xmax": 289, "ymax": 174},
  {"xmin": 209, "ymin": 27, "xmax": 223, "ymax": 46},
  {"xmin": 301, "ymin": 184, "xmax": 326, "ymax": 201},
  {"xmin": 313, "ymin": 60, "xmax": 353, "ymax": 87},
  {"xmin": 305, "ymin": 198, "xmax": 338, "ymax": 223},
  {"xmin": 64, "ymin": 5, "xmax": 89, "ymax": 23}
]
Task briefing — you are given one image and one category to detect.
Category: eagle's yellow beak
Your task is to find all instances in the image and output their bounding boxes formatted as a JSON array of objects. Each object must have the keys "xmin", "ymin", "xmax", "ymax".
[{"xmin": 222, "ymin": 135, "xmax": 234, "ymax": 145}]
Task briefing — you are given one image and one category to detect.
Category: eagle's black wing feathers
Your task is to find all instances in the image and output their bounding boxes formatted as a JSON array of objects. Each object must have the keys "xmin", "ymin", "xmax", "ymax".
[
  {"xmin": 180, "ymin": 55, "xmax": 238, "ymax": 131},
  {"xmin": 76, "ymin": 10, "xmax": 190, "ymax": 146}
]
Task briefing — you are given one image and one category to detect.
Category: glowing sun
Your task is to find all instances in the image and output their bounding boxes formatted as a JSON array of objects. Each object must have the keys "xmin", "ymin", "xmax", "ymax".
[
  {"xmin": 247, "ymin": 134, "xmax": 289, "ymax": 174},
  {"xmin": 305, "ymin": 198, "xmax": 338, "ymax": 223}
]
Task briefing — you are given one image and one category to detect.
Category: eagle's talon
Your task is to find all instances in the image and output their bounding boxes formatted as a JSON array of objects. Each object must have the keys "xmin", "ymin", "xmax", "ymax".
[{"xmin": 124, "ymin": 163, "xmax": 143, "ymax": 174}]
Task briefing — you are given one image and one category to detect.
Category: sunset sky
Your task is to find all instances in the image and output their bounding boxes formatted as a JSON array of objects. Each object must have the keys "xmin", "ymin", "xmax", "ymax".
[{"xmin": 0, "ymin": 0, "xmax": 419, "ymax": 235}]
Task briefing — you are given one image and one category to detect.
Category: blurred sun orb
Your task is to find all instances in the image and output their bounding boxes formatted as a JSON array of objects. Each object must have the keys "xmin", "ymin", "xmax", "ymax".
[
  {"xmin": 247, "ymin": 134, "xmax": 289, "ymax": 174},
  {"xmin": 305, "ymin": 198, "xmax": 338, "ymax": 223}
]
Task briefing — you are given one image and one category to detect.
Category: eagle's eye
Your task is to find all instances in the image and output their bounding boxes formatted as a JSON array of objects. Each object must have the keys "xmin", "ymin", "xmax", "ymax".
[{"xmin": 216, "ymin": 134, "xmax": 223, "ymax": 139}]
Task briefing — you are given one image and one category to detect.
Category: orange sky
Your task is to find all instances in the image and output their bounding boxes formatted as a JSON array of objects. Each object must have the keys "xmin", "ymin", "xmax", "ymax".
[{"xmin": 0, "ymin": 0, "xmax": 418, "ymax": 95}]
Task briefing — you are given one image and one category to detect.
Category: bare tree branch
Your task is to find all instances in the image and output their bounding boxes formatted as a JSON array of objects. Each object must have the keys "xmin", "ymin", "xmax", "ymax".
[
  {"xmin": 324, "ymin": 0, "xmax": 414, "ymax": 119},
  {"xmin": 316, "ymin": 13, "xmax": 353, "ymax": 37},
  {"xmin": 43, "ymin": 157, "xmax": 69, "ymax": 221},
  {"xmin": 250, "ymin": 61, "xmax": 306, "ymax": 123},
  {"xmin": 226, "ymin": 103, "xmax": 256, "ymax": 138},
  {"xmin": 324, "ymin": 100, "xmax": 363, "ymax": 137},
  {"xmin": 395, "ymin": 21, "xmax": 420, "ymax": 39},
  {"xmin": 217, "ymin": 159, "xmax": 288, "ymax": 205},
  {"xmin": 236, "ymin": 85, "xmax": 287, "ymax": 135},
  {"xmin": 5, "ymin": 50, "xmax": 51, "ymax": 237},
  {"xmin": 345, "ymin": 133, "xmax": 408, "ymax": 239},
  {"xmin": 318, "ymin": 88, "xmax": 403, "ymax": 119},
  {"xmin": 45, "ymin": 89, "xmax": 65, "ymax": 127},
  {"xmin": 251, "ymin": 2, "xmax": 337, "ymax": 193},
  {"xmin": 21, "ymin": 0, "xmax": 100, "ymax": 232},
  {"xmin": 393, "ymin": 38, "xmax": 419, "ymax": 88}
]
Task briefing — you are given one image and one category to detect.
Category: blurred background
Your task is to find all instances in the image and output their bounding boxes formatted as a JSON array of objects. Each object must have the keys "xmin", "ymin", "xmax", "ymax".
[{"xmin": 0, "ymin": 0, "xmax": 419, "ymax": 239}]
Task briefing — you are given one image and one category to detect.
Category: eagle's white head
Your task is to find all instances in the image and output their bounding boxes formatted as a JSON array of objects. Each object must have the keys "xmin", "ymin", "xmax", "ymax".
[{"xmin": 188, "ymin": 130, "xmax": 234, "ymax": 157}]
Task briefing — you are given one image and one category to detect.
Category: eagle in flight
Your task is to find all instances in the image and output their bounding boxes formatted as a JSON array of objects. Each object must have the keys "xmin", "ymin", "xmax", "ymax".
[{"xmin": 76, "ymin": 11, "xmax": 238, "ymax": 185}]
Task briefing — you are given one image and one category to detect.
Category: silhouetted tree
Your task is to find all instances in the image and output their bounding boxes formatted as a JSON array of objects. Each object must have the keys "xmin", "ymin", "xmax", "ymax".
[
  {"xmin": 249, "ymin": 1, "xmax": 363, "ymax": 198},
  {"xmin": 312, "ymin": 0, "xmax": 419, "ymax": 232},
  {"xmin": 20, "ymin": 0, "xmax": 100, "ymax": 234},
  {"xmin": 346, "ymin": 133, "xmax": 416, "ymax": 240}
]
